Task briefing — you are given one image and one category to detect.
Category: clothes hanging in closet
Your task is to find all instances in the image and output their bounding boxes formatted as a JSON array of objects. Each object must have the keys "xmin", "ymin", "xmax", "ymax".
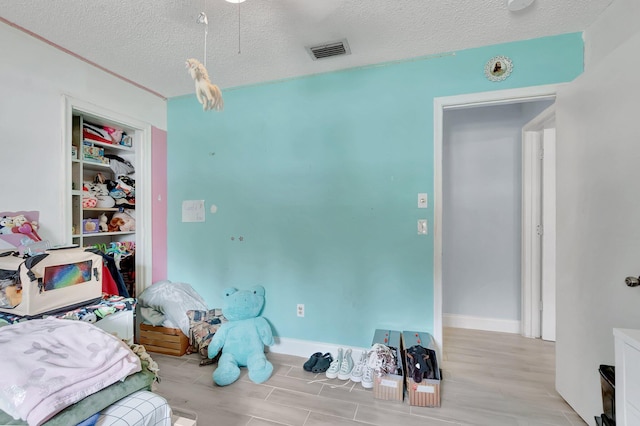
[{"xmin": 86, "ymin": 249, "xmax": 130, "ymax": 298}]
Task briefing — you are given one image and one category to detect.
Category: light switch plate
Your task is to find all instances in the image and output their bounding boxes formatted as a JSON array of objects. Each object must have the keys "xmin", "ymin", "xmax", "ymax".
[
  {"xmin": 418, "ymin": 219, "xmax": 428, "ymax": 235},
  {"xmin": 418, "ymin": 193, "xmax": 428, "ymax": 208}
]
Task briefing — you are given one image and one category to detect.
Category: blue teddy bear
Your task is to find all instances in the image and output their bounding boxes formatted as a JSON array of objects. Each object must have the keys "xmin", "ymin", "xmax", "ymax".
[{"xmin": 208, "ymin": 285, "xmax": 274, "ymax": 386}]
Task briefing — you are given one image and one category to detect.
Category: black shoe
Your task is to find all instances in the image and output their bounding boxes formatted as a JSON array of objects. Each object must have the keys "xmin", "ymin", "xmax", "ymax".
[{"xmin": 303, "ymin": 352, "xmax": 323, "ymax": 371}]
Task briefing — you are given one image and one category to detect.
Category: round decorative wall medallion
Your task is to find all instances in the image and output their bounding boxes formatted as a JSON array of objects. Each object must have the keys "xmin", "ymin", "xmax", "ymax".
[{"xmin": 485, "ymin": 56, "xmax": 513, "ymax": 82}]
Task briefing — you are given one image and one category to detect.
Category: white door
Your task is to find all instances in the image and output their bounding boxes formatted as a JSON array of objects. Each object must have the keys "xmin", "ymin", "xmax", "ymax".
[
  {"xmin": 555, "ymin": 34, "xmax": 640, "ymax": 420},
  {"xmin": 521, "ymin": 106, "xmax": 556, "ymax": 341},
  {"xmin": 540, "ymin": 126, "xmax": 556, "ymax": 342}
]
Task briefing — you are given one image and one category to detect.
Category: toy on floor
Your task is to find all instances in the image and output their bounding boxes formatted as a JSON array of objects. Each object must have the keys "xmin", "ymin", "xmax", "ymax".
[
  {"xmin": 207, "ymin": 285, "xmax": 274, "ymax": 386},
  {"xmin": 186, "ymin": 58, "xmax": 224, "ymax": 112}
]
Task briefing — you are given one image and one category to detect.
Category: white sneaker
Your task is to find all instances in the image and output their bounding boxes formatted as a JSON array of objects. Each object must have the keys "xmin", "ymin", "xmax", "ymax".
[
  {"xmin": 350, "ymin": 351, "xmax": 367, "ymax": 382},
  {"xmin": 361, "ymin": 364, "xmax": 374, "ymax": 389},
  {"xmin": 337, "ymin": 348, "xmax": 354, "ymax": 380},
  {"xmin": 326, "ymin": 348, "xmax": 343, "ymax": 379}
]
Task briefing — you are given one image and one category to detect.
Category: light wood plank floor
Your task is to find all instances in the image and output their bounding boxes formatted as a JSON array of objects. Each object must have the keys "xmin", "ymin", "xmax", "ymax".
[{"xmin": 151, "ymin": 327, "xmax": 587, "ymax": 425}]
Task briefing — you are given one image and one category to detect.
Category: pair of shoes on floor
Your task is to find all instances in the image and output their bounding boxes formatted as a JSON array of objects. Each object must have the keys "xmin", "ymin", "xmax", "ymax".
[
  {"xmin": 361, "ymin": 363, "xmax": 374, "ymax": 389},
  {"xmin": 350, "ymin": 351, "xmax": 374, "ymax": 388},
  {"xmin": 304, "ymin": 352, "xmax": 333, "ymax": 373},
  {"xmin": 326, "ymin": 348, "xmax": 354, "ymax": 380},
  {"xmin": 405, "ymin": 345, "xmax": 437, "ymax": 383},
  {"xmin": 349, "ymin": 351, "xmax": 367, "ymax": 382}
]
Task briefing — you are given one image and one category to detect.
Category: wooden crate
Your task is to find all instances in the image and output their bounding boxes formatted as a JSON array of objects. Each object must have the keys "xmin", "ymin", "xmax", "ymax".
[{"xmin": 139, "ymin": 324, "xmax": 189, "ymax": 356}]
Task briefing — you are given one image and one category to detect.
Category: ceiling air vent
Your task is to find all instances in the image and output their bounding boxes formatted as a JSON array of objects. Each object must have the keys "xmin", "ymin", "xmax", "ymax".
[{"xmin": 306, "ymin": 39, "xmax": 351, "ymax": 61}]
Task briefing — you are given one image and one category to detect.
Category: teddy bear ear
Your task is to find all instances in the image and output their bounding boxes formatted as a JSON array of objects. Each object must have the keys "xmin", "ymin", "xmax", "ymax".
[
  {"xmin": 223, "ymin": 287, "xmax": 238, "ymax": 297},
  {"xmin": 250, "ymin": 285, "xmax": 265, "ymax": 297}
]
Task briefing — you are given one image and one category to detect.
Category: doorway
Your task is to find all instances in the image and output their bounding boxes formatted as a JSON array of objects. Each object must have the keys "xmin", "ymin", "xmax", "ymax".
[{"xmin": 433, "ymin": 84, "xmax": 562, "ymax": 355}]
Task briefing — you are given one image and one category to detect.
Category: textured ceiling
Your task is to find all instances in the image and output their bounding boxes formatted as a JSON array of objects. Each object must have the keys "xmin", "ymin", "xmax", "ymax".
[{"xmin": 0, "ymin": 0, "xmax": 613, "ymax": 99}]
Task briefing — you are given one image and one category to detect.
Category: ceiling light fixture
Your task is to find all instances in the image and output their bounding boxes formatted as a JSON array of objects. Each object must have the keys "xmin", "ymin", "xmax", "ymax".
[
  {"xmin": 196, "ymin": 12, "xmax": 208, "ymax": 25},
  {"xmin": 225, "ymin": 0, "xmax": 245, "ymax": 3},
  {"xmin": 507, "ymin": 0, "xmax": 535, "ymax": 11}
]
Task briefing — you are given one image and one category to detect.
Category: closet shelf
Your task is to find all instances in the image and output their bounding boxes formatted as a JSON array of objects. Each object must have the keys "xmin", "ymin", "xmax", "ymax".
[
  {"xmin": 89, "ymin": 140, "xmax": 133, "ymax": 152},
  {"xmin": 84, "ymin": 208, "xmax": 121, "ymax": 212},
  {"xmin": 83, "ymin": 161, "xmax": 111, "ymax": 171},
  {"xmin": 82, "ymin": 231, "xmax": 135, "ymax": 238}
]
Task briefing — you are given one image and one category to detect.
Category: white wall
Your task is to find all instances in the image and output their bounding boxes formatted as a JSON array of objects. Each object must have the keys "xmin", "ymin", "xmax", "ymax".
[
  {"xmin": 555, "ymin": 1, "xmax": 640, "ymax": 421},
  {"xmin": 0, "ymin": 21, "xmax": 166, "ymax": 246},
  {"xmin": 583, "ymin": 0, "xmax": 638, "ymax": 68},
  {"xmin": 442, "ymin": 100, "xmax": 552, "ymax": 331}
]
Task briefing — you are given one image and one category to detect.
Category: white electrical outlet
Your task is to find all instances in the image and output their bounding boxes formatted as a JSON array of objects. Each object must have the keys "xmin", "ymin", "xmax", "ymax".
[
  {"xmin": 418, "ymin": 219, "xmax": 428, "ymax": 235},
  {"xmin": 297, "ymin": 304, "xmax": 305, "ymax": 317}
]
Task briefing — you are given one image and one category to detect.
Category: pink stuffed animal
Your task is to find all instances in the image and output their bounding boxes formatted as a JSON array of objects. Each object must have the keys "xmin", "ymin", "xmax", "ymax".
[{"xmin": 11, "ymin": 214, "xmax": 42, "ymax": 241}]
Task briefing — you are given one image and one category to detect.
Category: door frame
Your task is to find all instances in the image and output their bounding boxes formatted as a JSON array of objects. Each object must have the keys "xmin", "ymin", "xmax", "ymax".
[
  {"xmin": 521, "ymin": 105, "xmax": 557, "ymax": 340},
  {"xmin": 433, "ymin": 84, "xmax": 563, "ymax": 354},
  {"xmin": 62, "ymin": 95, "xmax": 153, "ymax": 296}
]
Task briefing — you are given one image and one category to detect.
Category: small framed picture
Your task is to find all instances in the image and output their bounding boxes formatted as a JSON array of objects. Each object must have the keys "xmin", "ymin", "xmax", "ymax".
[{"xmin": 485, "ymin": 56, "xmax": 513, "ymax": 82}]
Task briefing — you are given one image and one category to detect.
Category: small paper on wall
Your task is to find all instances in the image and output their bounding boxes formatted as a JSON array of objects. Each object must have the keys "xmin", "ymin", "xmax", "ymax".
[{"xmin": 182, "ymin": 200, "xmax": 205, "ymax": 222}]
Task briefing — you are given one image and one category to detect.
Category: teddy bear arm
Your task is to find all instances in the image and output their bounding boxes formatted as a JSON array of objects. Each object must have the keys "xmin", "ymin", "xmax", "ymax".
[
  {"xmin": 255, "ymin": 317, "xmax": 274, "ymax": 346},
  {"xmin": 208, "ymin": 325, "xmax": 227, "ymax": 359}
]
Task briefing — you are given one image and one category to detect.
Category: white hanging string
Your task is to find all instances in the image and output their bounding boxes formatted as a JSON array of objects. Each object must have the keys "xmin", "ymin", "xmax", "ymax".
[
  {"xmin": 237, "ymin": 2, "xmax": 241, "ymax": 54},
  {"xmin": 203, "ymin": 0, "xmax": 208, "ymax": 67},
  {"xmin": 204, "ymin": 19, "xmax": 208, "ymax": 68},
  {"xmin": 197, "ymin": 0, "xmax": 209, "ymax": 68}
]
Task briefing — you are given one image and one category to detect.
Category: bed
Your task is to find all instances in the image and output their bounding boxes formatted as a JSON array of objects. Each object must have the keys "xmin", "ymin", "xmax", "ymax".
[{"xmin": 0, "ymin": 317, "xmax": 173, "ymax": 426}]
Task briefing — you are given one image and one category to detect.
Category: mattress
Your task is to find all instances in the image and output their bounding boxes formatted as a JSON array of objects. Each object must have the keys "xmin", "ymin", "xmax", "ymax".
[{"xmin": 97, "ymin": 391, "xmax": 172, "ymax": 426}]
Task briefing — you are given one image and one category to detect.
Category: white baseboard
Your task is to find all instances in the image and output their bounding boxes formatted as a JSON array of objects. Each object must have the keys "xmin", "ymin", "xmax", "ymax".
[
  {"xmin": 443, "ymin": 313, "xmax": 520, "ymax": 334},
  {"xmin": 268, "ymin": 336, "xmax": 368, "ymax": 359},
  {"xmin": 268, "ymin": 316, "xmax": 520, "ymax": 359}
]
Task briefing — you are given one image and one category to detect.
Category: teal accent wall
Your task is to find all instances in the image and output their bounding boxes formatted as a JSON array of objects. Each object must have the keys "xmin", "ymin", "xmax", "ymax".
[{"xmin": 167, "ymin": 33, "xmax": 583, "ymax": 348}]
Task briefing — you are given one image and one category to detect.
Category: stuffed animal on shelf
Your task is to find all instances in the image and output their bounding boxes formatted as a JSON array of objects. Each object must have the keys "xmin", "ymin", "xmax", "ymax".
[
  {"xmin": 98, "ymin": 213, "xmax": 108, "ymax": 232},
  {"xmin": 114, "ymin": 210, "xmax": 135, "ymax": 232},
  {"xmin": 208, "ymin": 286, "xmax": 274, "ymax": 386},
  {"xmin": 82, "ymin": 183, "xmax": 98, "ymax": 208},
  {"xmin": 186, "ymin": 58, "xmax": 224, "ymax": 111},
  {"xmin": 107, "ymin": 210, "xmax": 135, "ymax": 232}
]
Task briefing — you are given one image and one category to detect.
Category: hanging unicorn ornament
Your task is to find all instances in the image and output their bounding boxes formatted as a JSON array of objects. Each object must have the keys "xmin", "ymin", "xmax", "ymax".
[
  {"xmin": 186, "ymin": 11, "xmax": 224, "ymax": 111},
  {"xmin": 186, "ymin": 58, "xmax": 224, "ymax": 111}
]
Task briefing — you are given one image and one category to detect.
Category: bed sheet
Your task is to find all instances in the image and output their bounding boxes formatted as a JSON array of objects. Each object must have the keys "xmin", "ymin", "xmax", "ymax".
[
  {"xmin": 0, "ymin": 295, "xmax": 135, "ymax": 327},
  {"xmin": 96, "ymin": 391, "xmax": 172, "ymax": 426}
]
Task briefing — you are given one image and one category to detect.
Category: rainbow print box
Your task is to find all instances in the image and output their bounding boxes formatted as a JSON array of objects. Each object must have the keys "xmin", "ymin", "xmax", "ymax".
[{"xmin": 0, "ymin": 248, "xmax": 102, "ymax": 317}]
